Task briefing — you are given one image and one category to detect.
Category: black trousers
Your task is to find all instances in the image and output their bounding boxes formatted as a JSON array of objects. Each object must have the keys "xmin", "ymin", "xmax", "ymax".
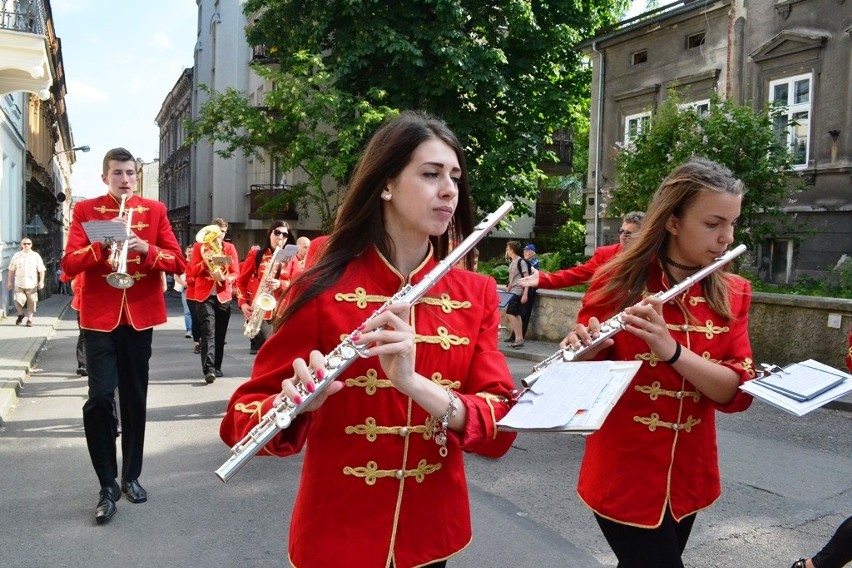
[
  {"xmin": 83, "ymin": 326, "xmax": 152, "ymax": 487},
  {"xmin": 186, "ymin": 298, "xmax": 201, "ymax": 342},
  {"xmin": 812, "ymin": 515, "xmax": 852, "ymax": 568},
  {"xmin": 520, "ymin": 287, "xmax": 536, "ymax": 336},
  {"xmin": 595, "ymin": 509, "xmax": 696, "ymax": 568},
  {"xmin": 75, "ymin": 314, "xmax": 86, "ymax": 368},
  {"xmin": 196, "ymin": 296, "xmax": 231, "ymax": 373}
]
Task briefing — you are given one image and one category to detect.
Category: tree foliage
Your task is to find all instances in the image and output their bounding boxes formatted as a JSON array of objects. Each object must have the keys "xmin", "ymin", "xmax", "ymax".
[
  {"xmin": 609, "ymin": 92, "xmax": 803, "ymax": 251},
  {"xmin": 185, "ymin": 0, "xmax": 629, "ymax": 230}
]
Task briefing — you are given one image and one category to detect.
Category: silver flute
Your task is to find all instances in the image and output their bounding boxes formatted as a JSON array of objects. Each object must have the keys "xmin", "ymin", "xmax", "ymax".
[
  {"xmin": 521, "ymin": 244, "xmax": 748, "ymax": 389},
  {"xmin": 215, "ymin": 201, "xmax": 514, "ymax": 482}
]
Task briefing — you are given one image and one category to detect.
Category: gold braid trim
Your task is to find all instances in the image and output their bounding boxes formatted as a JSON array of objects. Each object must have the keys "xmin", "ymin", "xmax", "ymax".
[
  {"xmin": 71, "ymin": 245, "xmax": 99, "ymax": 261},
  {"xmin": 234, "ymin": 400, "xmax": 264, "ymax": 421},
  {"xmin": 475, "ymin": 392, "xmax": 510, "ymax": 439},
  {"xmin": 334, "ymin": 287, "xmax": 389, "ymax": 309},
  {"xmin": 343, "ymin": 459, "xmax": 441, "ymax": 486},
  {"xmin": 151, "ymin": 249, "xmax": 175, "ymax": 269},
  {"xmin": 416, "ymin": 326, "xmax": 469, "ymax": 350},
  {"xmin": 418, "ymin": 293, "xmax": 470, "ymax": 313},
  {"xmin": 633, "ymin": 413, "xmax": 702, "ymax": 432},
  {"xmin": 634, "ymin": 381, "xmax": 701, "ymax": 403},
  {"xmin": 345, "ymin": 369, "xmax": 391, "ymax": 395},
  {"xmin": 429, "ymin": 372, "xmax": 461, "ymax": 390},
  {"xmin": 345, "ymin": 417, "xmax": 431, "ymax": 442},
  {"xmin": 688, "ymin": 296, "xmax": 707, "ymax": 307}
]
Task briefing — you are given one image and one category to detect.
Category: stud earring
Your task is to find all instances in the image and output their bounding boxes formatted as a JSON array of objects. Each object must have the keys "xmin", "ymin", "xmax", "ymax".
[{"xmin": 381, "ymin": 192, "xmax": 392, "ymax": 201}]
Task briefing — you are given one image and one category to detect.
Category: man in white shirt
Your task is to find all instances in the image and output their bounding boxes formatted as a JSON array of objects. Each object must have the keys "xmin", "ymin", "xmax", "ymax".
[{"xmin": 7, "ymin": 238, "xmax": 46, "ymax": 326}]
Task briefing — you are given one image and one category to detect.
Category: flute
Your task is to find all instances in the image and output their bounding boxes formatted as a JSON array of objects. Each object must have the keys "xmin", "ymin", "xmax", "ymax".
[
  {"xmin": 216, "ymin": 201, "xmax": 514, "ymax": 482},
  {"xmin": 521, "ymin": 244, "xmax": 747, "ymax": 389}
]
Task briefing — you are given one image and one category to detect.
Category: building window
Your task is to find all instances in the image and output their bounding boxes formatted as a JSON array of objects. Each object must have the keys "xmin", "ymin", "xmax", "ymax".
[
  {"xmin": 680, "ymin": 99, "xmax": 711, "ymax": 117},
  {"xmin": 631, "ymin": 49, "xmax": 647, "ymax": 66},
  {"xmin": 686, "ymin": 32, "xmax": 706, "ymax": 50},
  {"xmin": 769, "ymin": 73, "xmax": 811, "ymax": 169},
  {"xmin": 624, "ymin": 112, "xmax": 651, "ymax": 145}
]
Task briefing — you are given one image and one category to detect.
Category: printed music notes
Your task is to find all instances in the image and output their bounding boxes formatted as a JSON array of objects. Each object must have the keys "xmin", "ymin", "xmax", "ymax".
[
  {"xmin": 740, "ymin": 359, "xmax": 852, "ymax": 416},
  {"xmin": 82, "ymin": 220, "xmax": 130, "ymax": 244},
  {"xmin": 498, "ymin": 361, "xmax": 640, "ymax": 433}
]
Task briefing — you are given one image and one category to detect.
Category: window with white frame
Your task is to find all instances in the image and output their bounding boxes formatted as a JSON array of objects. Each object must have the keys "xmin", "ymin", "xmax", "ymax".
[
  {"xmin": 769, "ymin": 73, "xmax": 811, "ymax": 168},
  {"xmin": 624, "ymin": 112, "xmax": 651, "ymax": 145},
  {"xmin": 680, "ymin": 99, "xmax": 711, "ymax": 117}
]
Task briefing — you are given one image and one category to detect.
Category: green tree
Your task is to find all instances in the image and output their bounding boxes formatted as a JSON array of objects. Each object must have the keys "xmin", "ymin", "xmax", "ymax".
[
  {"xmin": 609, "ymin": 92, "xmax": 802, "ymax": 251},
  {"xmin": 186, "ymin": 0, "xmax": 628, "ymax": 230}
]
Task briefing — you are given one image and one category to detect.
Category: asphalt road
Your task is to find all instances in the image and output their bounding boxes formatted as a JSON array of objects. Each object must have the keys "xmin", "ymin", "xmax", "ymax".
[{"xmin": 0, "ymin": 295, "xmax": 849, "ymax": 567}]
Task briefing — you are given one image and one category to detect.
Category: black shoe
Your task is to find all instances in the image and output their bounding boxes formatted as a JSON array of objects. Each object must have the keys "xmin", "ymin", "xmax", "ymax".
[
  {"xmin": 249, "ymin": 348, "xmax": 258, "ymax": 355},
  {"xmin": 504, "ymin": 336, "xmax": 515, "ymax": 343},
  {"xmin": 95, "ymin": 482, "xmax": 121, "ymax": 524},
  {"xmin": 204, "ymin": 371, "xmax": 216, "ymax": 384},
  {"xmin": 77, "ymin": 366, "xmax": 88, "ymax": 376},
  {"xmin": 214, "ymin": 369, "xmax": 223, "ymax": 378},
  {"xmin": 193, "ymin": 343, "xmax": 201, "ymax": 354},
  {"xmin": 121, "ymin": 479, "xmax": 147, "ymax": 503},
  {"xmin": 15, "ymin": 315, "xmax": 24, "ymax": 325}
]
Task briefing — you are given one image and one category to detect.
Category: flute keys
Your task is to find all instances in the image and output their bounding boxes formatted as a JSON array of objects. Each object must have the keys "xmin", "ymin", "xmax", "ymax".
[
  {"xmin": 339, "ymin": 345, "xmax": 356, "ymax": 360},
  {"xmin": 327, "ymin": 355, "xmax": 343, "ymax": 369}
]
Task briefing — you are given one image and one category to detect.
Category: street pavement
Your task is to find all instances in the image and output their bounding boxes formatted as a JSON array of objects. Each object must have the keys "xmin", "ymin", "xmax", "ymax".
[{"xmin": 1, "ymin": 293, "xmax": 850, "ymax": 567}]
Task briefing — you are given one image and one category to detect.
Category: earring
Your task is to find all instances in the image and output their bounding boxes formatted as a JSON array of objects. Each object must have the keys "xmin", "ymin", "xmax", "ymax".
[{"xmin": 381, "ymin": 192, "xmax": 392, "ymax": 201}]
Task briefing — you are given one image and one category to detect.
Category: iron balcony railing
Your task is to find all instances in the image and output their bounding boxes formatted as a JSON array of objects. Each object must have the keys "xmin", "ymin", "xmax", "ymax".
[{"xmin": 0, "ymin": 0, "xmax": 46, "ymax": 35}]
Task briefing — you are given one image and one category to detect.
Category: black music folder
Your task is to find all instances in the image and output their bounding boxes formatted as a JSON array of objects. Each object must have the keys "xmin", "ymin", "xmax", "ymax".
[{"xmin": 740, "ymin": 359, "xmax": 852, "ymax": 416}]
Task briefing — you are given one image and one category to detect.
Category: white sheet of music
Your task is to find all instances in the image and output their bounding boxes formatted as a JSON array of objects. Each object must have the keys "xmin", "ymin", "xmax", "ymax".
[
  {"xmin": 499, "ymin": 360, "xmax": 640, "ymax": 432},
  {"xmin": 741, "ymin": 359, "xmax": 852, "ymax": 416}
]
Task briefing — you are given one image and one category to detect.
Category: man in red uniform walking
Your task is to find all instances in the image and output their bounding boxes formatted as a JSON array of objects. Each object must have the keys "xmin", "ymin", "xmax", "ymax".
[{"xmin": 62, "ymin": 147, "xmax": 185, "ymax": 524}]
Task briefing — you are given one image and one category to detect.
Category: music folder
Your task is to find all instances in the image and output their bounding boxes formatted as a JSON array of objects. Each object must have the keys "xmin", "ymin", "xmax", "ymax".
[
  {"xmin": 277, "ymin": 244, "xmax": 298, "ymax": 264},
  {"xmin": 498, "ymin": 360, "xmax": 640, "ymax": 434},
  {"xmin": 740, "ymin": 359, "xmax": 852, "ymax": 416},
  {"xmin": 82, "ymin": 220, "xmax": 130, "ymax": 244}
]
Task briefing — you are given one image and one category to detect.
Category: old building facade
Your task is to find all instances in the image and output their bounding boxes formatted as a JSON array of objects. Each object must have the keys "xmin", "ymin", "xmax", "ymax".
[{"xmin": 581, "ymin": 0, "xmax": 851, "ymax": 282}]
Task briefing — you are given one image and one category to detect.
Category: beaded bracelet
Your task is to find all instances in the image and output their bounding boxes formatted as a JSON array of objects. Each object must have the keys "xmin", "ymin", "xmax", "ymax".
[{"xmin": 432, "ymin": 388, "xmax": 459, "ymax": 457}]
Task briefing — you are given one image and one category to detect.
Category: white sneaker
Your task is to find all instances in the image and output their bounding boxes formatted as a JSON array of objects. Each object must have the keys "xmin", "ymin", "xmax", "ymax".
[{"xmin": 184, "ymin": 332, "xmax": 192, "ymax": 338}]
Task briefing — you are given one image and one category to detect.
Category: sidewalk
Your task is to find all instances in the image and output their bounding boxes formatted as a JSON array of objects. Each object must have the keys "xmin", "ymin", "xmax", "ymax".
[
  {"xmin": 1, "ymin": 295, "xmax": 849, "ymax": 425},
  {"xmin": 0, "ymin": 293, "xmax": 73, "ymax": 425}
]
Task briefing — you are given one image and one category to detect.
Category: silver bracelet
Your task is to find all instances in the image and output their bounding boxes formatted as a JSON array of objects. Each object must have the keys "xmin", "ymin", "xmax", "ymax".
[{"xmin": 432, "ymin": 388, "xmax": 459, "ymax": 457}]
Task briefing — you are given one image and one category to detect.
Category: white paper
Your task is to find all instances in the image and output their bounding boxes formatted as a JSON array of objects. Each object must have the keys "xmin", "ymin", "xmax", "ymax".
[
  {"xmin": 740, "ymin": 359, "xmax": 852, "ymax": 417},
  {"xmin": 755, "ymin": 360, "xmax": 846, "ymax": 401},
  {"xmin": 499, "ymin": 360, "xmax": 640, "ymax": 433}
]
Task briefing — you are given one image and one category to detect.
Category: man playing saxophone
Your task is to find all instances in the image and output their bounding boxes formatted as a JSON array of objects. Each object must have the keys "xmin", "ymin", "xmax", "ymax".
[
  {"xmin": 236, "ymin": 220, "xmax": 295, "ymax": 354},
  {"xmin": 61, "ymin": 147, "xmax": 185, "ymax": 524},
  {"xmin": 187, "ymin": 218, "xmax": 239, "ymax": 384}
]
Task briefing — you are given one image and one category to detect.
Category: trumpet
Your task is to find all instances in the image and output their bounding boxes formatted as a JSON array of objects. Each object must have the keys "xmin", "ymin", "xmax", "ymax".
[
  {"xmin": 520, "ymin": 244, "xmax": 748, "ymax": 389},
  {"xmin": 243, "ymin": 243, "xmax": 284, "ymax": 338},
  {"xmin": 106, "ymin": 194, "xmax": 135, "ymax": 289},
  {"xmin": 196, "ymin": 224, "xmax": 229, "ymax": 282},
  {"xmin": 216, "ymin": 201, "xmax": 514, "ymax": 482}
]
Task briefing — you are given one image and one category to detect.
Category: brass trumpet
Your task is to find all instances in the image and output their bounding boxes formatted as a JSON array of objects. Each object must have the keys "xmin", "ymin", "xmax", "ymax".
[
  {"xmin": 195, "ymin": 224, "xmax": 229, "ymax": 282},
  {"xmin": 106, "ymin": 194, "xmax": 135, "ymax": 289}
]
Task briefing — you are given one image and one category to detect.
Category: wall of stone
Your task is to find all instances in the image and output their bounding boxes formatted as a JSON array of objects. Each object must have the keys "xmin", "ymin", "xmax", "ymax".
[{"xmin": 525, "ymin": 289, "xmax": 852, "ymax": 370}]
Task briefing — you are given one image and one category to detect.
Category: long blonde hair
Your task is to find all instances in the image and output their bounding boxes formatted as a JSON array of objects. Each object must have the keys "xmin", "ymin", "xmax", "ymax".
[{"xmin": 588, "ymin": 157, "xmax": 745, "ymax": 320}]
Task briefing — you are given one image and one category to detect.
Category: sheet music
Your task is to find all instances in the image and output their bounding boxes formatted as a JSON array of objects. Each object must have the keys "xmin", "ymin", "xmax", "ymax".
[
  {"xmin": 210, "ymin": 255, "xmax": 233, "ymax": 266},
  {"xmin": 756, "ymin": 360, "xmax": 846, "ymax": 401},
  {"xmin": 82, "ymin": 220, "xmax": 130, "ymax": 244},
  {"xmin": 276, "ymin": 244, "xmax": 298, "ymax": 264},
  {"xmin": 740, "ymin": 359, "xmax": 852, "ymax": 416},
  {"xmin": 498, "ymin": 360, "xmax": 640, "ymax": 432}
]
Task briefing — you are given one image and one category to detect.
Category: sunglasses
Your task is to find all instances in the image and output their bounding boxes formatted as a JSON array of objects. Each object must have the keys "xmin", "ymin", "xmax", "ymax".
[
  {"xmin": 618, "ymin": 229, "xmax": 634, "ymax": 237},
  {"xmin": 273, "ymin": 229, "xmax": 288, "ymax": 237},
  {"xmin": 22, "ymin": 242, "xmax": 32, "ymax": 246}
]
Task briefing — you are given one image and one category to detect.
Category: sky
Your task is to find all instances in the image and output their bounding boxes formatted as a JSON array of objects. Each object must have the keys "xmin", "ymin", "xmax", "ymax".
[
  {"xmin": 53, "ymin": 0, "xmax": 645, "ymax": 199},
  {"xmin": 52, "ymin": 0, "xmax": 198, "ymax": 199}
]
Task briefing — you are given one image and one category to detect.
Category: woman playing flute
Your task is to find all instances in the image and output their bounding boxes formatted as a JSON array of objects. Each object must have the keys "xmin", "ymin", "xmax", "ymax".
[
  {"xmin": 220, "ymin": 111, "xmax": 517, "ymax": 568},
  {"xmin": 562, "ymin": 157, "xmax": 756, "ymax": 568}
]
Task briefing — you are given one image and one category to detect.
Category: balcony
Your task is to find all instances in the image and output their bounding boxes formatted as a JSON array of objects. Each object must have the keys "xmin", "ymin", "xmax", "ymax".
[
  {"xmin": 0, "ymin": 0, "xmax": 52, "ymax": 99},
  {"xmin": 249, "ymin": 184, "xmax": 299, "ymax": 220}
]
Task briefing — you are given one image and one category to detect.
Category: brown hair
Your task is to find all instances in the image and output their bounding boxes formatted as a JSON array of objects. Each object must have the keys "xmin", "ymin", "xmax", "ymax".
[
  {"xmin": 588, "ymin": 157, "xmax": 745, "ymax": 320},
  {"xmin": 277, "ymin": 111, "xmax": 475, "ymax": 326},
  {"xmin": 102, "ymin": 147, "xmax": 136, "ymax": 175}
]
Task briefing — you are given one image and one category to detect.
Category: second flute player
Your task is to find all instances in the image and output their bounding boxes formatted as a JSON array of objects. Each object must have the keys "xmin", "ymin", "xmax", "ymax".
[
  {"xmin": 562, "ymin": 157, "xmax": 757, "ymax": 568},
  {"xmin": 220, "ymin": 111, "xmax": 517, "ymax": 568}
]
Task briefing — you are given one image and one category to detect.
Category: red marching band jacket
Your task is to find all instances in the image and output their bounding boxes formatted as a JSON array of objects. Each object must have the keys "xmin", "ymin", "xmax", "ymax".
[
  {"xmin": 186, "ymin": 240, "xmax": 240, "ymax": 303},
  {"xmin": 220, "ymin": 245, "xmax": 517, "ymax": 568},
  {"xmin": 575, "ymin": 262, "xmax": 755, "ymax": 528},
  {"xmin": 61, "ymin": 193, "xmax": 185, "ymax": 331},
  {"xmin": 235, "ymin": 247, "xmax": 291, "ymax": 320},
  {"xmin": 538, "ymin": 243, "xmax": 621, "ymax": 289}
]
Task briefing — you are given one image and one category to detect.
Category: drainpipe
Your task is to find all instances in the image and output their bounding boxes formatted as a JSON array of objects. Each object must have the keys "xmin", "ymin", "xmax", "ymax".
[{"xmin": 591, "ymin": 40, "xmax": 604, "ymax": 248}]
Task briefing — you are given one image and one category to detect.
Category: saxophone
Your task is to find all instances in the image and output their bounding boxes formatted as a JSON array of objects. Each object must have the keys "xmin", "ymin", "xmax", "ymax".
[
  {"xmin": 243, "ymin": 244, "xmax": 284, "ymax": 338},
  {"xmin": 216, "ymin": 201, "xmax": 514, "ymax": 482}
]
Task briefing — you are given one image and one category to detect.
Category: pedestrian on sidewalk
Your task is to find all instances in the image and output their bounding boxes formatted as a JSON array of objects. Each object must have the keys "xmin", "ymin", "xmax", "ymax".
[
  {"xmin": 61, "ymin": 147, "xmax": 185, "ymax": 525},
  {"xmin": 561, "ymin": 158, "xmax": 755, "ymax": 567},
  {"xmin": 7, "ymin": 238, "xmax": 45, "ymax": 327},
  {"xmin": 503, "ymin": 241, "xmax": 530, "ymax": 349}
]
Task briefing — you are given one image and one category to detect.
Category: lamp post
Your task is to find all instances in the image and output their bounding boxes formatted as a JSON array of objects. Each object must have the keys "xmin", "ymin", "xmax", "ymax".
[{"xmin": 53, "ymin": 144, "xmax": 91, "ymax": 158}]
